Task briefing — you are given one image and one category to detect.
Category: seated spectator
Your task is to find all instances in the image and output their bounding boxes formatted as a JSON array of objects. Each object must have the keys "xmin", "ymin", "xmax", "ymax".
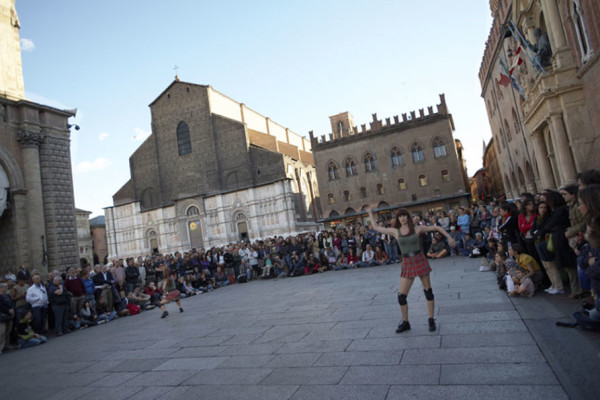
[
  {"xmin": 16, "ymin": 310, "xmax": 47, "ymax": 349},
  {"xmin": 449, "ymin": 226, "xmax": 463, "ymax": 254},
  {"xmin": 213, "ymin": 266, "xmax": 231, "ymax": 287},
  {"xmin": 509, "ymin": 243, "xmax": 544, "ymax": 287},
  {"xmin": 318, "ymin": 253, "xmax": 330, "ymax": 272},
  {"xmin": 78, "ymin": 300, "xmax": 99, "ymax": 327},
  {"xmin": 143, "ymin": 281, "xmax": 162, "ymax": 306},
  {"xmin": 427, "ymin": 237, "xmax": 449, "ymax": 259},
  {"xmin": 305, "ymin": 253, "xmax": 320, "ymax": 275},
  {"xmin": 358, "ymin": 244, "xmax": 377, "ymax": 268},
  {"xmin": 508, "ymin": 267, "xmax": 535, "ymax": 297},
  {"xmin": 176, "ymin": 276, "xmax": 194, "ymax": 298},
  {"xmin": 479, "ymin": 238, "xmax": 499, "ymax": 272},
  {"xmin": 128, "ymin": 286, "xmax": 153, "ymax": 309},
  {"xmin": 95, "ymin": 297, "xmax": 117, "ymax": 323},
  {"xmin": 459, "ymin": 233, "xmax": 476, "ymax": 256},
  {"xmin": 196, "ymin": 272, "xmax": 214, "ymax": 292},
  {"xmin": 260, "ymin": 254, "xmax": 273, "ymax": 278},
  {"xmin": 289, "ymin": 252, "xmax": 305, "ymax": 277},
  {"xmin": 273, "ymin": 256, "xmax": 288, "ymax": 278},
  {"xmin": 495, "ymin": 251, "xmax": 517, "ymax": 290},
  {"xmin": 374, "ymin": 246, "xmax": 389, "ymax": 264},
  {"xmin": 470, "ymin": 233, "xmax": 487, "ymax": 258}
]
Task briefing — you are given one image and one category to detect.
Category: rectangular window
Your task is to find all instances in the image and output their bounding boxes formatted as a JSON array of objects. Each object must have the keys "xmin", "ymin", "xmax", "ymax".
[
  {"xmin": 344, "ymin": 190, "xmax": 351, "ymax": 202},
  {"xmin": 360, "ymin": 187, "xmax": 367, "ymax": 198}
]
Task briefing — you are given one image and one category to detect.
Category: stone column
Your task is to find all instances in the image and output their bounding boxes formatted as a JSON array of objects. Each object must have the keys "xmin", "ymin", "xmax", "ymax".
[
  {"xmin": 530, "ymin": 130, "xmax": 555, "ymax": 189},
  {"xmin": 540, "ymin": 0, "xmax": 570, "ymax": 68},
  {"xmin": 17, "ymin": 129, "xmax": 48, "ymax": 274},
  {"xmin": 548, "ymin": 114, "xmax": 577, "ymax": 185}
]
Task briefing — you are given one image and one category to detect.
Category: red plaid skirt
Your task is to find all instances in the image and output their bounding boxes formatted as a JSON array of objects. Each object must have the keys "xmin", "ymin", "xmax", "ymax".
[{"xmin": 401, "ymin": 253, "xmax": 431, "ymax": 278}]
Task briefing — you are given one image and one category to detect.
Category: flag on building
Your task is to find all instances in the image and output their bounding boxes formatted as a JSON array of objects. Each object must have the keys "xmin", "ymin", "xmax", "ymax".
[
  {"xmin": 498, "ymin": 73, "xmax": 510, "ymax": 87},
  {"xmin": 509, "ymin": 46, "xmax": 523, "ymax": 75}
]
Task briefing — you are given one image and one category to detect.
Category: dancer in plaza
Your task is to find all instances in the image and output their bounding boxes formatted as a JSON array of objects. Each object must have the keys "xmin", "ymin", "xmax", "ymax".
[
  {"xmin": 159, "ymin": 265, "xmax": 183, "ymax": 318},
  {"xmin": 366, "ymin": 206, "xmax": 456, "ymax": 332}
]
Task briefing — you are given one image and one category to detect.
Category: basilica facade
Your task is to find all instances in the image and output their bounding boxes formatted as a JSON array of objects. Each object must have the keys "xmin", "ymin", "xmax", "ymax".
[{"xmin": 105, "ymin": 80, "xmax": 319, "ymax": 258}]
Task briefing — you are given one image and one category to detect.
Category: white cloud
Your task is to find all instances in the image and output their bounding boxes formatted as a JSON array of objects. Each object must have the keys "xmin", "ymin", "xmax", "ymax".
[
  {"xmin": 74, "ymin": 157, "xmax": 112, "ymax": 174},
  {"xmin": 98, "ymin": 132, "xmax": 110, "ymax": 141},
  {"xmin": 132, "ymin": 127, "xmax": 151, "ymax": 141},
  {"xmin": 20, "ymin": 38, "xmax": 35, "ymax": 52}
]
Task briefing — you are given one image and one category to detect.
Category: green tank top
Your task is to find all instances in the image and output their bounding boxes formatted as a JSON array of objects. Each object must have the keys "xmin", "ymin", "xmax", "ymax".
[
  {"xmin": 397, "ymin": 230, "xmax": 421, "ymax": 254},
  {"xmin": 165, "ymin": 277, "xmax": 176, "ymax": 292}
]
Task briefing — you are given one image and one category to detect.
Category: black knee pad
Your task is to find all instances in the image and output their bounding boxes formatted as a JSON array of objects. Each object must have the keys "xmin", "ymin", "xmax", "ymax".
[
  {"xmin": 397, "ymin": 293, "xmax": 407, "ymax": 306},
  {"xmin": 424, "ymin": 288, "xmax": 434, "ymax": 301}
]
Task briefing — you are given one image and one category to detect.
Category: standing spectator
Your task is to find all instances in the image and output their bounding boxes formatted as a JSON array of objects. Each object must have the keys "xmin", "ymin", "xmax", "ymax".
[
  {"xmin": 457, "ymin": 207, "xmax": 470, "ymax": 235},
  {"xmin": 16, "ymin": 265, "xmax": 30, "ymax": 284},
  {"xmin": 64, "ymin": 267, "xmax": 86, "ymax": 316},
  {"xmin": 0, "ymin": 282, "xmax": 16, "ymax": 353},
  {"xmin": 112, "ymin": 260, "xmax": 126, "ymax": 292},
  {"xmin": 562, "ymin": 184, "xmax": 585, "ymax": 250},
  {"xmin": 498, "ymin": 203, "xmax": 519, "ymax": 248},
  {"xmin": 518, "ymin": 198, "xmax": 540, "ymax": 266},
  {"xmin": 533, "ymin": 202, "xmax": 563, "ymax": 294},
  {"xmin": 546, "ymin": 190, "xmax": 581, "ymax": 298},
  {"xmin": 125, "ymin": 262, "xmax": 140, "ymax": 294},
  {"xmin": 25, "ymin": 274, "xmax": 48, "ymax": 334},
  {"xmin": 10, "ymin": 276, "xmax": 29, "ymax": 320},
  {"xmin": 48, "ymin": 276, "xmax": 69, "ymax": 336}
]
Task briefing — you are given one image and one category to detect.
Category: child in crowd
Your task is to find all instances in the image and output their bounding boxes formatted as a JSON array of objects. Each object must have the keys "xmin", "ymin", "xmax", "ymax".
[{"xmin": 508, "ymin": 267, "xmax": 535, "ymax": 297}]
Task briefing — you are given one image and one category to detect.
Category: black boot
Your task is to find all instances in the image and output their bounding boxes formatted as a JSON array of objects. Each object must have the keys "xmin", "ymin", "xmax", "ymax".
[
  {"xmin": 428, "ymin": 318, "xmax": 436, "ymax": 332},
  {"xmin": 396, "ymin": 321, "xmax": 411, "ymax": 333},
  {"xmin": 161, "ymin": 311, "xmax": 169, "ymax": 318},
  {"xmin": 180, "ymin": 308, "xmax": 184, "ymax": 313}
]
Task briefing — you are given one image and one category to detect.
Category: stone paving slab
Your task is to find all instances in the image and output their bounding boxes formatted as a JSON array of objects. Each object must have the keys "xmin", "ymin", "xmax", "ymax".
[
  {"xmin": 290, "ymin": 384, "xmax": 390, "ymax": 400},
  {"xmin": 313, "ymin": 350, "xmax": 403, "ymax": 366},
  {"xmin": 440, "ymin": 331, "xmax": 536, "ymax": 347},
  {"xmin": 261, "ymin": 366, "xmax": 348, "ymax": 385},
  {"xmin": 340, "ymin": 365, "xmax": 440, "ymax": 385},
  {"xmin": 182, "ymin": 367, "xmax": 273, "ymax": 385},
  {"xmin": 440, "ymin": 363, "xmax": 560, "ymax": 385},
  {"xmin": 401, "ymin": 345, "xmax": 546, "ymax": 364},
  {"xmin": 386, "ymin": 385, "xmax": 568, "ymax": 400},
  {"xmin": 185, "ymin": 384, "xmax": 299, "ymax": 400}
]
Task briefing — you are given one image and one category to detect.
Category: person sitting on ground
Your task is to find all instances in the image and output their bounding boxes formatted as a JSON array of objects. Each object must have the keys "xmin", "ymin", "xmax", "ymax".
[
  {"xmin": 374, "ymin": 246, "xmax": 389, "ymax": 265},
  {"xmin": 272, "ymin": 255, "xmax": 288, "ymax": 278},
  {"xmin": 196, "ymin": 272, "xmax": 213, "ymax": 292},
  {"xmin": 318, "ymin": 252, "xmax": 330, "ymax": 272},
  {"xmin": 509, "ymin": 243, "xmax": 544, "ymax": 288},
  {"xmin": 128, "ymin": 286, "xmax": 153, "ymax": 309},
  {"xmin": 469, "ymin": 232, "xmax": 487, "ymax": 258},
  {"xmin": 16, "ymin": 310, "xmax": 47, "ymax": 349},
  {"xmin": 427, "ymin": 237, "xmax": 449, "ymax": 259},
  {"xmin": 305, "ymin": 253, "xmax": 320, "ymax": 275},
  {"xmin": 479, "ymin": 238, "xmax": 499, "ymax": 272},
  {"xmin": 260, "ymin": 253, "xmax": 273, "ymax": 278},
  {"xmin": 176, "ymin": 276, "xmax": 193, "ymax": 298},
  {"xmin": 78, "ymin": 300, "xmax": 99, "ymax": 327},
  {"xmin": 358, "ymin": 244, "xmax": 377, "ymax": 268},
  {"xmin": 95, "ymin": 296, "xmax": 117, "ymax": 323},
  {"xmin": 495, "ymin": 251, "xmax": 517, "ymax": 290},
  {"xmin": 449, "ymin": 226, "xmax": 463, "ymax": 254},
  {"xmin": 213, "ymin": 266, "xmax": 230, "ymax": 287},
  {"xmin": 458, "ymin": 233, "xmax": 476, "ymax": 256},
  {"xmin": 289, "ymin": 251, "xmax": 305, "ymax": 277},
  {"xmin": 508, "ymin": 267, "xmax": 535, "ymax": 298}
]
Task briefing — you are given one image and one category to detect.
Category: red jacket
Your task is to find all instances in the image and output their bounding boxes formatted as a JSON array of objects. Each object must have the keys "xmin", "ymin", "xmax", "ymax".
[{"xmin": 518, "ymin": 213, "xmax": 536, "ymax": 235}]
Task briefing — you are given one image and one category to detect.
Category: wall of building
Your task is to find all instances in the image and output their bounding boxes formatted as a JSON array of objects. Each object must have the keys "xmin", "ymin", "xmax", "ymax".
[{"xmin": 311, "ymin": 97, "xmax": 468, "ymax": 221}]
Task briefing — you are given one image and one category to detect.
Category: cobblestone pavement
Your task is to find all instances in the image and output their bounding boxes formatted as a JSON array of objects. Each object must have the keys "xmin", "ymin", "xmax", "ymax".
[{"xmin": 1, "ymin": 256, "xmax": 598, "ymax": 400}]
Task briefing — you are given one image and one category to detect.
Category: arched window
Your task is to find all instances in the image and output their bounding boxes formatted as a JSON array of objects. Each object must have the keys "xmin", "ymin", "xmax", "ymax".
[
  {"xmin": 186, "ymin": 205, "xmax": 200, "ymax": 216},
  {"xmin": 364, "ymin": 153, "xmax": 376, "ymax": 173},
  {"xmin": 432, "ymin": 137, "xmax": 447, "ymax": 158},
  {"xmin": 177, "ymin": 121, "xmax": 192, "ymax": 156},
  {"xmin": 572, "ymin": 0, "xmax": 593, "ymax": 62},
  {"xmin": 441, "ymin": 170, "xmax": 450, "ymax": 182},
  {"xmin": 344, "ymin": 158, "xmax": 357, "ymax": 177},
  {"xmin": 390, "ymin": 146, "xmax": 404, "ymax": 167},
  {"xmin": 411, "ymin": 142, "xmax": 424, "ymax": 162},
  {"xmin": 397, "ymin": 179, "xmax": 407, "ymax": 191},
  {"xmin": 328, "ymin": 194, "xmax": 335, "ymax": 204},
  {"xmin": 343, "ymin": 190, "xmax": 351, "ymax": 202},
  {"xmin": 511, "ymin": 108, "xmax": 520, "ymax": 134},
  {"xmin": 419, "ymin": 174, "xmax": 428, "ymax": 186},
  {"xmin": 504, "ymin": 119, "xmax": 512, "ymax": 142},
  {"xmin": 377, "ymin": 183, "xmax": 384, "ymax": 195},
  {"xmin": 327, "ymin": 162, "xmax": 339, "ymax": 181},
  {"xmin": 360, "ymin": 187, "xmax": 367, "ymax": 198},
  {"xmin": 235, "ymin": 212, "xmax": 247, "ymax": 221}
]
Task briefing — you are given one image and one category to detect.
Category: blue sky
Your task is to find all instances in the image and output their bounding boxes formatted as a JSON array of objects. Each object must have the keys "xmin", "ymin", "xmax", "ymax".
[{"xmin": 16, "ymin": 0, "xmax": 493, "ymax": 217}]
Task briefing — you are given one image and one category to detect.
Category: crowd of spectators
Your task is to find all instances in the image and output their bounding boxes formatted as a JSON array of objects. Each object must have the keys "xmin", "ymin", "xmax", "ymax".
[{"xmin": 2, "ymin": 169, "xmax": 600, "ymax": 353}]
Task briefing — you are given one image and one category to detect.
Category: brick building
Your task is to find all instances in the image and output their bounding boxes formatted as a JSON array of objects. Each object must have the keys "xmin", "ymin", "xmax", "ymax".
[
  {"xmin": 89, "ymin": 215, "xmax": 107, "ymax": 265},
  {"xmin": 0, "ymin": 0, "xmax": 78, "ymax": 276},
  {"xmin": 75, "ymin": 208, "xmax": 93, "ymax": 267},
  {"xmin": 309, "ymin": 94, "xmax": 470, "ymax": 227},
  {"xmin": 105, "ymin": 79, "xmax": 319, "ymax": 258},
  {"xmin": 479, "ymin": 0, "xmax": 600, "ymax": 197}
]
